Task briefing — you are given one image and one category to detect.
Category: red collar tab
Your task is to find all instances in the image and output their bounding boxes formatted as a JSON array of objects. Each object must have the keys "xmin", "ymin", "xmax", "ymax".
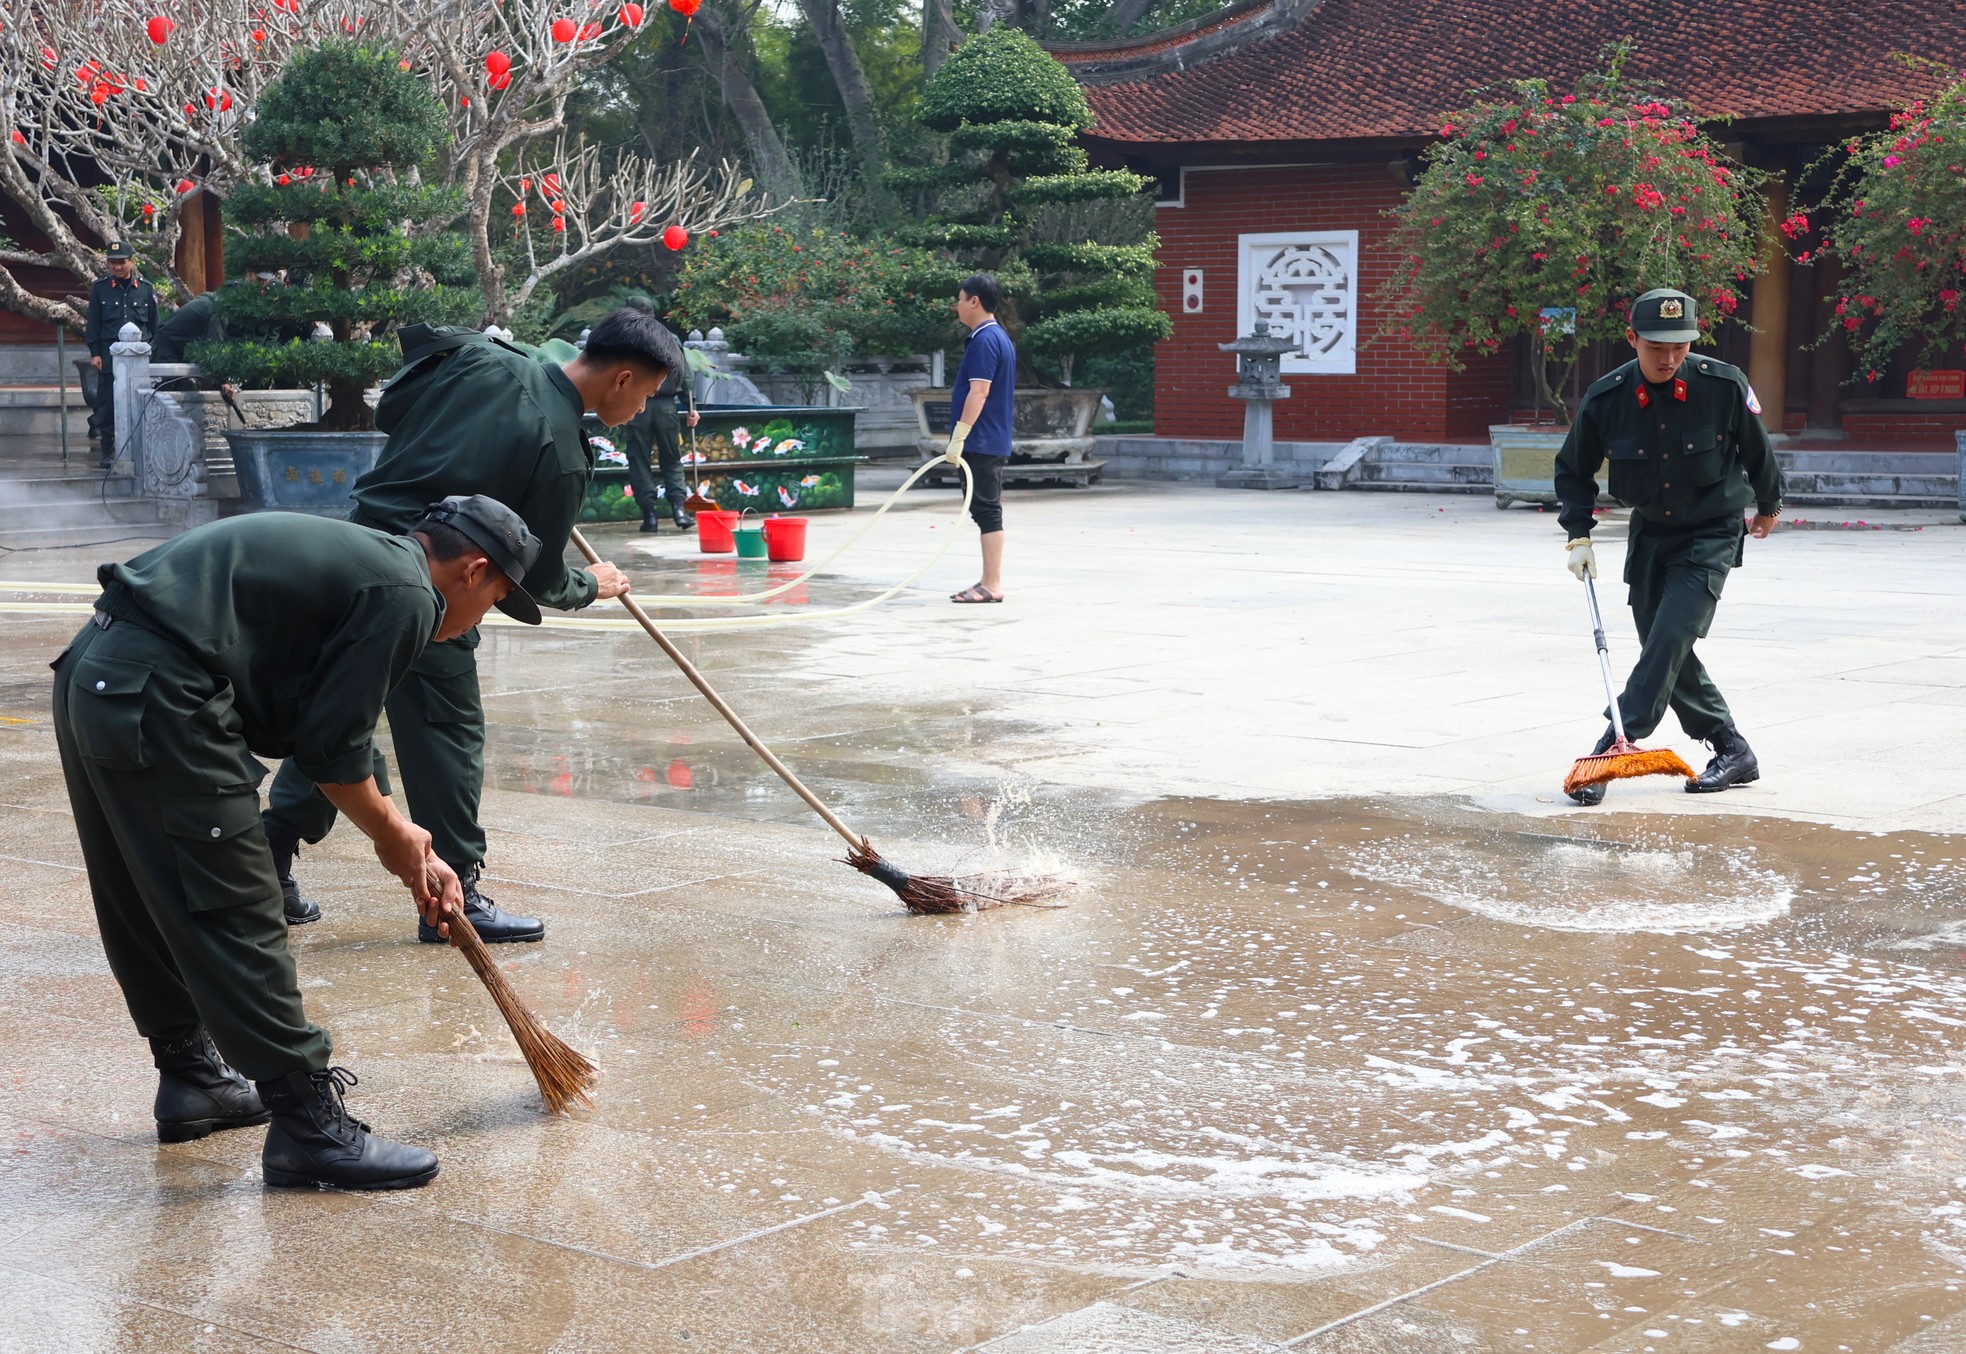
[
  {"xmin": 1635, "ymin": 383, "xmax": 1650, "ymax": 409},
  {"xmin": 1673, "ymin": 378, "xmax": 1688, "ymax": 403}
]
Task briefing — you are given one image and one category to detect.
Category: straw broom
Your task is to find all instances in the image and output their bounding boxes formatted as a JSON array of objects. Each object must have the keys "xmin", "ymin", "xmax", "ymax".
[
  {"xmin": 1563, "ymin": 574, "xmax": 1697, "ymax": 795},
  {"xmin": 444, "ymin": 902, "xmax": 596, "ymax": 1112},
  {"xmin": 570, "ymin": 528, "xmax": 1065, "ymax": 914}
]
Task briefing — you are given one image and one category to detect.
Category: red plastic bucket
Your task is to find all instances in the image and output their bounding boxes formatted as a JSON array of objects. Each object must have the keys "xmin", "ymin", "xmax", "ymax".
[
  {"xmin": 763, "ymin": 515, "xmax": 808, "ymax": 562},
  {"xmin": 695, "ymin": 509, "xmax": 738, "ymax": 553}
]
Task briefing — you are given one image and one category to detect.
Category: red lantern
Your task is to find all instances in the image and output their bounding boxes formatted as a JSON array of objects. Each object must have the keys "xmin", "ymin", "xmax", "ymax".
[
  {"xmin": 133, "ymin": 77, "xmax": 147, "ymax": 91},
  {"xmin": 75, "ymin": 60, "xmax": 101, "ymax": 84},
  {"xmin": 542, "ymin": 172, "xmax": 561, "ymax": 195},
  {"xmin": 273, "ymin": 0, "xmax": 297, "ymax": 10},
  {"xmin": 550, "ymin": 17, "xmax": 576, "ymax": 41},
  {"xmin": 520, "ymin": 176, "xmax": 532, "ymax": 192},
  {"xmin": 146, "ymin": 15, "xmax": 174, "ymax": 44},
  {"xmin": 485, "ymin": 49, "xmax": 510, "ymax": 76},
  {"xmin": 552, "ymin": 216, "xmax": 566, "ymax": 232},
  {"xmin": 277, "ymin": 173, "xmax": 290, "ymax": 185},
  {"xmin": 174, "ymin": 178, "xmax": 194, "ymax": 194},
  {"xmin": 662, "ymin": 224, "xmax": 688, "ymax": 250},
  {"xmin": 488, "ymin": 71, "xmax": 510, "ymax": 90},
  {"xmin": 629, "ymin": 200, "xmax": 646, "ymax": 222},
  {"xmin": 512, "ymin": 202, "xmax": 526, "ymax": 216},
  {"xmin": 548, "ymin": 198, "xmax": 563, "ymax": 212},
  {"xmin": 9, "ymin": 130, "xmax": 24, "ymax": 145},
  {"xmin": 141, "ymin": 202, "xmax": 155, "ymax": 216},
  {"xmin": 459, "ymin": 95, "xmax": 471, "ymax": 108},
  {"xmin": 204, "ymin": 88, "xmax": 232, "ymax": 112},
  {"xmin": 619, "ymin": 3, "xmax": 645, "ymax": 25},
  {"xmin": 183, "ymin": 102, "xmax": 195, "ymax": 115},
  {"xmin": 577, "ymin": 22, "xmax": 601, "ymax": 39},
  {"xmin": 90, "ymin": 85, "xmax": 110, "ymax": 106},
  {"xmin": 255, "ymin": 29, "xmax": 267, "ymax": 41},
  {"xmin": 670, "ymin": 0, "xmax": 702, "ymax": 15}
]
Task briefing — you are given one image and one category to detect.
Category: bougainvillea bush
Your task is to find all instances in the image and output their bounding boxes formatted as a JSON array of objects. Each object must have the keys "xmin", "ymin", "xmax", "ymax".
[
  {"xmin": 1808, "ymin": 67, "xmax": 1966, "ymax": 383},
  {"xmin": 1378, "ymin": 47, "xmax": 1765, "ymax": 422}
]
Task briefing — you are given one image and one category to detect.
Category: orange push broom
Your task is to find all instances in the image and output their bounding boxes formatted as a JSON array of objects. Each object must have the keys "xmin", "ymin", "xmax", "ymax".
[{"xmin": 1563, "ymin": 575, "xmax": 1697, "ymax": 796}]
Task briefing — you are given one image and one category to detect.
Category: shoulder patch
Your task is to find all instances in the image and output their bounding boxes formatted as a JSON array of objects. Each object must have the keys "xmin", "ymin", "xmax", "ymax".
[{"xmin": 1744, "ymin": 384, "xmax": 1762, "ymax": 415}]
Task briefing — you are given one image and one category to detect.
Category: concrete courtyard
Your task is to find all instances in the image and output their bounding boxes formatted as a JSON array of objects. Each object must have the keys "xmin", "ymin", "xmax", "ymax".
[{"xmin": 3, "ymin": 475, "xmax": 1966, "ymax": 1352}]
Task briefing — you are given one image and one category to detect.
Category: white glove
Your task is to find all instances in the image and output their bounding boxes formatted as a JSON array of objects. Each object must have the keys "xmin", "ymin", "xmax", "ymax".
[
  {"xmin": 943, "ymin": 421, "xmax": 971, "ymax": 466},
  {"xmin": 1565, "ymin": 538, "xmax": 1598, "ymax": 581}
]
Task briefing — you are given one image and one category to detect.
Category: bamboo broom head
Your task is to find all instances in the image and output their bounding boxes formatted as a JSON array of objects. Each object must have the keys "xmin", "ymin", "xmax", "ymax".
[
  {"xmin": 445, "ymin": 906, "xmax": 597, "ymax": 1113},
  {"xmin": 1563, "ymin": 744, "xmax": 1698, "ymax": 795},
  {"xmin": 843, "ymin": 838, "xmax": 1074, "ymax": 915}
]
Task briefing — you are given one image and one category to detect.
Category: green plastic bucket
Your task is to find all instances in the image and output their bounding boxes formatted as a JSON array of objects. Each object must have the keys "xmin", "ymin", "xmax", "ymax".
[{"xmin": 734, "ymin": 512, "xmax": 768, "ymax": 558}]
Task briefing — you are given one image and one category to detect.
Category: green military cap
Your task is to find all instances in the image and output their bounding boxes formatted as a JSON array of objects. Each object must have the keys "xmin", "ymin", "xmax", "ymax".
[
  {"xmin": 414, "ymin": 494, "xmax": 543, "ymax": 625},
  {"xmin": 1630, "ymin": 288, "xmax": 1699, "ymax": 342},
  {"xmin": 105, "ymin": 241, "xmax": 136, "ymax": 260}
]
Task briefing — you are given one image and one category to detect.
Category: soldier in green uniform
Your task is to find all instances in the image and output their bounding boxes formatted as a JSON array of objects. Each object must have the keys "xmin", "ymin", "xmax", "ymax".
[
  {"xmin": 54, "ymin": 495, "xmax": 543, "ymax": 1188},
  {"xmin": 151, "ymin": 272, "xmax": 299, "ymax": 366},
  {"xmin": 262, "ymin": 306, "xmax": 683, "ymax": 940},
  {"xmin": 83, "ymin": 241, "xmax": 158, "ymax": 469},
  {"xmin": 622, "ymin": 363, "xmax": 698, "ymax": 533},
  {"xmin": 1554, "ymin": 289, "xmax": 1785, "ymax": 806}
]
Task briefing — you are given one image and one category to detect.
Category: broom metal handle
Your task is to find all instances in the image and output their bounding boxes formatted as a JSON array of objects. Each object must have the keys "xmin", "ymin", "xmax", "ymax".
[
  {"xmin": 1583, "ymin": 573, "xmax": 1628, "ymax": 744},
  {"xmin": 569, "ymin": 527, "xmax": 866, "ymax": 851}
]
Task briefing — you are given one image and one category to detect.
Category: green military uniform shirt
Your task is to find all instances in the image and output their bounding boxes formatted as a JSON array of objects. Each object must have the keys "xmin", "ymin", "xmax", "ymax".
[
  {"xmin": 149, "ymin": 289, "xmax": 221, "ymax": 364},
  {"xmin": 1554, "ymin": 355, "xmax": 1785, "ymax": 541},
  {"xmin": 96, "ymin": 513, "xmax": 442, "ymax": 787},
  {"xmin": 351, "ymin": 338, "xmax": 599, "ymax": 612},
  {"xmin": 84, "ymin": 274, "xmax": 158, "ymax": 359}
]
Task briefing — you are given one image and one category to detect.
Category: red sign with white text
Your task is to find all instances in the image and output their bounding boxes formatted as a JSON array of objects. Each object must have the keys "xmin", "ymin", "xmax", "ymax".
[{"xmin": 1906, "ymin": 369, "xmax": 1966, "ymax": 399}]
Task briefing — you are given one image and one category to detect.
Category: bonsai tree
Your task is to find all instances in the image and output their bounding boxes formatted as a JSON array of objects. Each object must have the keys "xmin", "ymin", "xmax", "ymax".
[
  {"xmin": 889, "ymin": 25, "xmax": 1170, "ymax": 384},
  {"xmin": 1808, "ymin": 65, "xmax": 1966, "ymax": 385},
  {"xmin": 191, "ymin": 42, "xmax": 478, "ymax": 431},
  {"xmin": 1378, "ymin": 45, "xmax": 1766, "ymax": 423}
]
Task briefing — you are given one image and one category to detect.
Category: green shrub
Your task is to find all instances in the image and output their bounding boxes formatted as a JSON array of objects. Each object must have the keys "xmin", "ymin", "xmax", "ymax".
[
  {"xmin": 891, "ymin": 26, "xmax": 1170, "ymax": 382},
  {"xmin": 190, "ymin": 42, "xmax": 477, "ymax": 430}
]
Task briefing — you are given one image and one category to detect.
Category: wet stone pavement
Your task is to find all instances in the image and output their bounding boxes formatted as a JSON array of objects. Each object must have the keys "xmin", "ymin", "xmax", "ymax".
[{"xmin": 2, "ymin": 483, "xmax": 1965, "ymax": 1351}]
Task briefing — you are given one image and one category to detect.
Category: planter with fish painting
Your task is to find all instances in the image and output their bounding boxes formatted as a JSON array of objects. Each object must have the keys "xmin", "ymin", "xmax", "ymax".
[{"xmin": 579, "ymin": 405, "xmax": 864, "ymax": 522}]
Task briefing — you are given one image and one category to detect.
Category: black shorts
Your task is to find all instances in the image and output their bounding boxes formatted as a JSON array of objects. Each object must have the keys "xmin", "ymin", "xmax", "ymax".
[{"xmin": 965, "ymin": 452, "xmax": 1005, "ymax": 534}]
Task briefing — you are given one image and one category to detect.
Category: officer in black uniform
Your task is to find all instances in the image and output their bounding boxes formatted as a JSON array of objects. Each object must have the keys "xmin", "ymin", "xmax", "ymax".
[
  {"xmin": 1554, "ymin": 288, "xmax": 1785, "ymax": 805},
  {"xmin": 53, "ymin": 496, "xmax": 542, "ymax": 1189},
  {"xmin": 83, "ymin": 241, "xmax": 159, "ymax": 469}
]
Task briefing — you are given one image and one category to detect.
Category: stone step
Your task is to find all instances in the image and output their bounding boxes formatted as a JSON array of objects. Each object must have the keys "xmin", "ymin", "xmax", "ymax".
[
  {"xmin": 1783, "ymin": 491, "xmax": 1957, "ymax": 511},
  {"xmin": 0, "ymin": 386, "xmax": 95, "ymax": 439},
  {"xmin": 1367, "ymin": 442, "xmax": 1493, "ymax": 465},
  {"xmin": 1347, "ymin": 478, "xmax": 1491, "ymax": 495},
  {"xmin": 1356, "ymin": 459, "xmax": 1492, "ymax": 486},
  {"xmin": 1777, "ymin": 450, "xmax": 1956, "ymax": 475},
  {"xmin": 0, "ymin": 471, "xmax": 138, "ymax": 502},
  {"xmin": 1782, "ymin": 472, "xmax": 1956, "ymax": 500}
]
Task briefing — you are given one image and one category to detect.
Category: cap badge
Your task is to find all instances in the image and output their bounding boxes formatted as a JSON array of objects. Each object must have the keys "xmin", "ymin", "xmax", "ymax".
[{"xmin": 1658, "ymin": 298, "xmax": 1684, "ymax": 319}]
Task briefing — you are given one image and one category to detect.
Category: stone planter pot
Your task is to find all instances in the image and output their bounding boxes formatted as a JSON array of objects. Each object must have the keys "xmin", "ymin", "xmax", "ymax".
[
  {"xmin": 1957, "ymin": 429, "xmax": 1965, "ymax": 522},
  {"xmin": 1492, "ymin": 424, "xmax": 1603, "ymax": 508},
  {"xmin": 223, "ymin": 428, "xmax": 387, "ymax": 516}
]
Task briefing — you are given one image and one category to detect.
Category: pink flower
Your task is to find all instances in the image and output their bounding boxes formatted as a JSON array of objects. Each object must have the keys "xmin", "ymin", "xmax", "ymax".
[{"xmin": 1883, "ymin": 154, "xmax": 1902, "ymax": 167}]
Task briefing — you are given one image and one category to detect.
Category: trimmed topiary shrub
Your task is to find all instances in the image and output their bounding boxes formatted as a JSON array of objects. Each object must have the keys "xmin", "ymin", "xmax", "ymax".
[
  {"xmin": 190, "ymin": 41, "xmax": 478, "ymax": 431},
  {"xmin": 890, "ymin": 25, "xmax": 1169, "ymax": 382}
]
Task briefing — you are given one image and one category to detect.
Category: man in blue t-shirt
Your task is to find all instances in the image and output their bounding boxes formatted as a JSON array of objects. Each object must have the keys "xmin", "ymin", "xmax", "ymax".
[{"xmin": 943, "ymin": 274, "xmax": 1016, "ymax": 603}]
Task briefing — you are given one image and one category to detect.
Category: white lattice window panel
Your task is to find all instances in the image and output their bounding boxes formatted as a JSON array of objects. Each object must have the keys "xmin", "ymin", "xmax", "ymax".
[{"xmin": 1236, "ymin": 230, "xmax": 1359, "ymax": 375}]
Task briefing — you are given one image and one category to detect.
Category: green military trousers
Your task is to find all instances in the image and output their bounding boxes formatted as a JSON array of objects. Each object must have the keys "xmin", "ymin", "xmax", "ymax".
[
  {"xmin": 53, "ymin": 616, "xmax": 332, "ymax": 1082},
  {"xmin": 262, "ymin": 629, "xmax": 486, "ymax": 871},
  {"xmin": 1612, "ymin": 514, "xmax": 1742, "ymax": 743}
]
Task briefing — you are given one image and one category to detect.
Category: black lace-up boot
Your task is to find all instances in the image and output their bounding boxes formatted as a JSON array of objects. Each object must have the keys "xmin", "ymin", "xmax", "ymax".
[
  {"xmin": 1687, "ymin": 724, "xmax": 1759, "ymax": 793},
  {"xmin": 257, "ymin": 1068, "xmax": 439, "ymax": 1190},
  {"xmin": 1566, "ymin": 725, "xmax": 1619, "ymax": 807},
  {"xmin": 264, "ymin": 824, "xmax": 322, "ymax": 926},
  {"xmin": 150, "ymin": 1029, "xmax": 269, "ymax": 1143},
  {"xmin": 417, "ymin": 864, "xmax": 544, "ymax": 944}
]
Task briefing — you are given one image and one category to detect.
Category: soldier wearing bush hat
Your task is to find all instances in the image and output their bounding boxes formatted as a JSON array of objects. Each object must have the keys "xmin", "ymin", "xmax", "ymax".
[{"xmin": 1552, "ymin": 287, "xmax": 1786, "ymax": 805}]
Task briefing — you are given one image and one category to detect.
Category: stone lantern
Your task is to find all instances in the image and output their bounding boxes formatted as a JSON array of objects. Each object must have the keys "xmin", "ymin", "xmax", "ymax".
[{"xmin": 1217, "ymin": 320, "xmax": 1305, "ymax": 489}]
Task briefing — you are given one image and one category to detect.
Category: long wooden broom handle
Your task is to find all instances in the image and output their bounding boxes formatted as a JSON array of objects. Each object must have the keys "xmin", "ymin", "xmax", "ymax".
[{"xmin": 569, "ymin": 527, "xmax": 865, "ymax": 851}]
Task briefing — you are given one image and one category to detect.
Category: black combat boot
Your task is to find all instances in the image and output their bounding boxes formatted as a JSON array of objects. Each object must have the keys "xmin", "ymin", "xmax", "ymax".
[
  {"xmin": 1687, "ymin": 725, "xmax": 1759, "ymax": 793},
  {"xmin": 150, "ymin": 1029, "xmax": 269, "ymax": 1143},
  {"xmin": 265, "ymin": 825, "xmax": 322, "ymax": 926},
  {"xmin": 257, "ymin": 1067, "xmax": 439, "ymax": 1191},
  {"xmin": 418, "ymin": 864, "xmax": 545, "ymax": 944},
  {"xmin": 1566, "ymin": 725, "xmax": 1619, "ymax": 807},
  {"xmin": 639, "ymin": 507, "xmax": 664, "ymax": 533},
  {"xmin": 670, "ymin": 502, "xmax": 695, "ymax": 530}
]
